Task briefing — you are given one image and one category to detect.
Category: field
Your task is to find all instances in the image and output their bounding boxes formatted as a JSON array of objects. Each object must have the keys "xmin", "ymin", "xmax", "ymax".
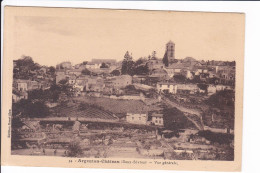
[
  {"xmin": 49, "ymin": 100, "xmax": 118, "ymax": 120},
  {"xmin": 73, "ymin": 96, "xmax": 161, "ymax": 114}
]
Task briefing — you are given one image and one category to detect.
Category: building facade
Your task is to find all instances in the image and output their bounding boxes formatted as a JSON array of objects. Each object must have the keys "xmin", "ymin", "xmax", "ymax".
[
  {"xmin": 157, "ymin": 82, "xmax": 177, "ymax": 94},
  {"xmin": 151, "ymin": 113, "xmax": 164, "ymax": 126},
  {"xmin": 126, "ymin": 112, "xmax": 148, "ymax": 125}
]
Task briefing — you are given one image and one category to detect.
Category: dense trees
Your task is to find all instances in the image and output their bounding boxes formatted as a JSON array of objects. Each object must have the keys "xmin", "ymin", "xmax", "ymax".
[
  {"xmin": 82, "ymin": 61, "xmax": 88, "ymax": 65},
  {"xmin": 121, "ymin": 51, "xmax": 135, "ymax": 75},
  {"xmin": 12, "ymin": 99, "xmax": 49, "ymax": 118},
  {"xmin": 48, "ymin": 66, "xmax": 56, "ymax": 75},
  {"xmin": 198, "ymin": 130, "xmax": 234, "ymax": 145},
  {"xmin": 27, "ymin": 80, "xmax": 73, "ymax": 102},
  {"xmin": 110, "ymin": 69, "xmax": 120, "ymax": 76},
  {"xmin": 81, "ymin": 69, "xmax": 91, "ymax": 75},
  {"xmin": 13, "ymin": 56, "xmax": 41, "ymax": 79},
  {"xmin": 133, "ymin": 64, "xmax": 149, "ymax": 75},
  {"xmin": 100, "ymin": 63, "xmax": 109, "ymax": 68},
  {"xmin": 197, "ymin": 83, "xmax": 209, "ymax": 92},
  {"xmin": 207, "ymin": 90, "xmax": 235, "ymax": 108},
  {"xmin": 13, "ymin": 80, "xmax": 74, "ymax": 118},
  {"xmin": 163, "ymin": 107, "xmax": 195, "ymax": 130},
  {"xmin": 121, "ymin": 51, "xmax": 149, "ymax": 76},
  {"xmin": 173, "ymin": 74, "xmax": 186, "ymax": 83},
  {"xmin": 135, "ymin": 57, "xmax": 147, "ymax": 66}
]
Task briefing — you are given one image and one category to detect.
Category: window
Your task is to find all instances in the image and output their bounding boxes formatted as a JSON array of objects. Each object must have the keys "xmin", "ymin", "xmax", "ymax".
[
  {"xmin": 155, "ymin": 120, "xmax": 158, "ymax": 123},
  {"xmin": 132, "ymin": 117, "xmax": 134, "ymax": 120},
  {"xmin": 168, "ymin": 85, "xmax": 170, "ymax": 88},
  {"xmin": 160, "ymin": 84, "xmax": 162, "ymax": 87},
  {"xmin": 139, "ymin": 117, "xmax": 141, "ymax": 120}
]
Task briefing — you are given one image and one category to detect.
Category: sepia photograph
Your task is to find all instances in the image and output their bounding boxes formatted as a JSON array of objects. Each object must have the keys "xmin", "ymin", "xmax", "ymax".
[{"xmin": 2, "ymin": 5, "xmax": 245, "ymax": 172}]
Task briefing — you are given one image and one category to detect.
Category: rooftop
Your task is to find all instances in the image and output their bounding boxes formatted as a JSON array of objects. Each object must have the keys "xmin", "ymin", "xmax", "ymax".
[{"xmin": 151, "ymin": 113, "xmax": 163, "ymax": 118}]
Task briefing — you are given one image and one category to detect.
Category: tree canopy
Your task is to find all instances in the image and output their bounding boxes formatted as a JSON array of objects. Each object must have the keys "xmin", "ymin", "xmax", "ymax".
[
  {"xmin": 100, "ymin": 63, "xmax": 109, "ymax": 68},
  {"xmin": 121, "ymin": 51, "xmax": 135, "ymax": 75},
  {"xmin": 13, "ymin": 56, "xmax": 41, "ymax": 79},
  {"xmin": 206, "ymin": 90, "xmax": 235, "ymax": 108},
  {"xmin": 163, "ymin": 107, "xmax": 195, "ymax": 130},
  {"xmin": 81, "ymin": 69, "xmax": 91, "ymax": 75},
  {"xmin": 162, "ymin": 52, "xmax": 169, "ymax": 67},
  {"xmin": 110, "ymin": 69, "xmax": 120, "ymax": 76},
  {"xmin": 173, "ymin": 74, "xmax": 186, "ymax": 83},
  {"xmin": 12, "ymin": 99, "xmax": 49, "ymax": 118}
]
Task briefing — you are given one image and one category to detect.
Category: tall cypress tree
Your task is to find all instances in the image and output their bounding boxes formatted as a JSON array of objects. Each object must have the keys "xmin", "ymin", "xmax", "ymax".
[
  {"xmin": 162, "ymin": 52, "xmax": 169, "ymax": 67},
  {"xmin": 121, "ymin": 51, "xmax": 134, "ymax": 75}
]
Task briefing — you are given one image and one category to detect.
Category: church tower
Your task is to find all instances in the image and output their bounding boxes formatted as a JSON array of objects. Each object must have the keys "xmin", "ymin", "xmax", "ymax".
[{"xmin": 166, "ymin": 41, "xmax": 175, "ymax": 63}]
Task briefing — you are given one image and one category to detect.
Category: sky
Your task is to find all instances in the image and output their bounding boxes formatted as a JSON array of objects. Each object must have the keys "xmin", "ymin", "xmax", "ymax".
[{"xmin": 6, "ymin": 7, "xmax": 245, "ymax": 66}]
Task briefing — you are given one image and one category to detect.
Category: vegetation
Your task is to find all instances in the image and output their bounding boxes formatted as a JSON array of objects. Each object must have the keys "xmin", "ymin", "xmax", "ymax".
[
  {"xmin": 13, "ymin": 56, "xmax": 41, "ymax": 79},
  {"xmin": 207, "ymin": 90, "xmax": 235, "ymax": 108},
  {"xmin": 12, "ymin": 99, "xmax": 49, "ymax": 118},
  {"xmin": 121, "ymin": 51, "xmax": 150, "ymax": 76},
  {"xmin": 48, "ymin": 66, "xmax": 56, "ymax": 76},
  {"xmin": 110, "ymin": 69, "xmax": 120, "ymax": 76},
  {"xmin": 100, "ymin": 63, "xmax": 109, "ymax": 68},
  {"xmin": 173, "ymin": 74, "xmax": 186, "ymax": 83},
  {"xmin": 82, "ymin": 61, "xmax": 88, "ymax": 65},
  {"xmin": 121, "ymin": 51, "xmax": 135, "ymax": 75},
  {"xmin": 197, "ymin": 83, "xmax": 208, "ymax": 93},
  {"xmin": 198, "ymin": 130, "xmax": 234, "ymax": 145},
  {"xmin": 81, "ymin": 69, "xmax": 91, "ymax": 75},
  {"xmin": 162, "ymin": 52, "xmax": 169, "ymax": 67},
  {"xmin": 133, "ymin": 63, "xmax": 149, "ymax": 75},
  {"xmin": 11, "ymin": 116, "xmax": 24, "ymax": 129},
  {"xmin": 162, "ymin": 107, "xmax": 195, "ymax": 130},
  {"xmin": 67, "ymin": 141, "xmax": 83, "ymax": 157},
  {"xmin": 27, "ymin": 81, "xmax": 73, "ymax": 102}
]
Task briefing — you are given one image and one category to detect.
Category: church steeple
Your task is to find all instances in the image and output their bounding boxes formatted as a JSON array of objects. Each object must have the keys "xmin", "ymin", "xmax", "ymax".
[{"xmin": 166, "ymin": 41, "xmax": 175, "ymax": 63}]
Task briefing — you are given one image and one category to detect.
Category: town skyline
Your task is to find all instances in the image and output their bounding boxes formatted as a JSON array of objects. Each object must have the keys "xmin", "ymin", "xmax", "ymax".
[
  {"xmin": 8, "ymin": 7, "xmax": 240, "ymax": 163},
  {"xmin": 9, "ymin": 7, "xmax": 244, "ymax": 66}
]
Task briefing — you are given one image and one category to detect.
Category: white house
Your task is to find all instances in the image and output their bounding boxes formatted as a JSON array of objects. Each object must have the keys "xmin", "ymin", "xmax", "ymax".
[
  {"xmin": 85, "ymin": 63, "xmax": 101, "ymax": 69},
  {"xmin": 165, "ymin": 68, "xmax": 175, "ymax": 78},
  {"xmin": 208, "ymin": 85, "xmax": 217, "ymax": 95},
  {"xmin": 176, "ymin": 84, "xmax": 198, "ymax": 94},
  {"xmin": 15, "ymin": 80, "xmax": 28, "ymax": 91},
  {"xmin": 126, "ymin": 112, "xmax": 147, "ymax": 125},
  {"xmin": 151, "ymin": 113, "xmax": 164, "ymax": 126},
  {"xmin": 156, "ymin": 82, "xmax": 177, "ymax": 94},
  {"xmin": 12, "ymin": 89, "xmax": 28, "ymax": 103}
]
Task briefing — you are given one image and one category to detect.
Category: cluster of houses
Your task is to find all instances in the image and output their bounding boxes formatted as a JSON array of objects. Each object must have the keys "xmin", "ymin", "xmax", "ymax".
[
  {"xmin": 55, "ymin": 59, "xmax": 120, "ymax": 83},
  {"xmin": 12, "ymin": 79, "xmax": 51, "ymax": 103},
  {"xmin": 156, "ymin": 82, "xmax": 233, "ymax": 95},
  {"xmin": 140, "ymin": 58, "xmax": 235, "ymax": 86},
  {"xmin": 132, "ymin": 41, "xmax": 235, "ymax": 87},
  {"xmin": 12, "ymin": 59, "xmax": 55, "ymax": 103},
  {"xmin": 52, "ymin": 41, "xmax": 235, "ymax": 127},
  {"xmin": 12, "ymin": 40, "xmax": 236, "ymax": 128}
]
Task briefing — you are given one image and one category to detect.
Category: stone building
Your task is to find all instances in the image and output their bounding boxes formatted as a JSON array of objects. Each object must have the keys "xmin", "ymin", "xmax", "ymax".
[{"xmin": 165, "ymin": 41, "xmax": 175, "ymax": 63}]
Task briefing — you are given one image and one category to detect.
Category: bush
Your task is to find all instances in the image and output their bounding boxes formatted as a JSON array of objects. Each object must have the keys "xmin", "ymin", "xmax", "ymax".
[
  {"xmin": 67, "ymin": 141, "xmax": 83, "ymax": 157},
  {"xmin": 198, "ymin": 130, "xmax": 234, "ymax": 145}
]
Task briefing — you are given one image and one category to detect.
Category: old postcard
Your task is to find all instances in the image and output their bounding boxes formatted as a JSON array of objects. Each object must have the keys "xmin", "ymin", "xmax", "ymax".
[{"xmin": 2, "ymin": 6, "xmax": 245, "ymax": 172}]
